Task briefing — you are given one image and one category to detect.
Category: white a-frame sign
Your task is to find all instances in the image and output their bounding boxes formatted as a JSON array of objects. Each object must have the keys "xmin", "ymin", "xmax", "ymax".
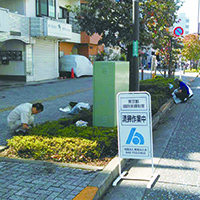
[{"xmin": 113, "ymin": 91, "xmax": 159, "ymax": 188}]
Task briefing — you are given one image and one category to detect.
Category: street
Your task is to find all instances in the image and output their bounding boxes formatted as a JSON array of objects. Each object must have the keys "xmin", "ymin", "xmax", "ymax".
[
  {"xmin": 0, "ymin": 69, "xmax": 197, "ymax": 146},
  {"xmin": 0, "ymin": 77, "xmax": 93, "ymax": 146}
]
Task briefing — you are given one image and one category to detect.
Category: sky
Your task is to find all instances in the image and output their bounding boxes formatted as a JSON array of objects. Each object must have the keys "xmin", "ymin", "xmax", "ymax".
[{"xmin": 178, "ymin": 0, "xmax": 199, "ymax": 34}]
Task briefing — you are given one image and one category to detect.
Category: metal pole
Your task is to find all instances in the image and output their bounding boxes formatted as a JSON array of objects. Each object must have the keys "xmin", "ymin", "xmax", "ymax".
[
  {"xmin": 198, "ymin": 0, "xmax": 200, "ymax": 34},
  {"xmin": 168, "ymin": 37, "xmax": 172, "ymax": 78},
  {"xmin": 130, "ymin": 0, "xmax": 139, "ymax": 91},
  {"xmin": 179, "ymin": 56, "xmax": 182, "ymax": 80}
]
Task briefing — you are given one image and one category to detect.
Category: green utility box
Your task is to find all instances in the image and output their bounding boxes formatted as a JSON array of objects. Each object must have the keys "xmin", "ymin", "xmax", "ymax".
[{"xmin": 93, "ymin": 61, "xmax": 129, "ymax": 127}]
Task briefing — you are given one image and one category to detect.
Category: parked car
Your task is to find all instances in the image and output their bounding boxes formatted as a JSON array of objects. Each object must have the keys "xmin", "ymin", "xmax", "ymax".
[{"xmin": 59, "ymin": 55, "xmax": 93, "ymax": 77}]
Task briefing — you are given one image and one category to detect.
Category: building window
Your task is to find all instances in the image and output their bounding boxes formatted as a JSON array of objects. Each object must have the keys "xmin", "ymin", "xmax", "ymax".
[
  {"xmin": 59, "ymin": 7, "xmax": 80, "ymax": 33},
  {"xmin": 59, "ymin": 7, "xmax": 69, "ymax": 23},
  {"xmin": 36, "ymin": 0, "xmax": 56, "ymax": 18},
  {"xmin": 41, "ymin": 0, "xmax": 48, "ymax": 16}
]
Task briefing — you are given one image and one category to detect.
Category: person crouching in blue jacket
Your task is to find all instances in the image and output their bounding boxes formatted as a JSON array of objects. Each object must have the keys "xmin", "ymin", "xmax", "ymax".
[{"xmin": 174, "ymin": 78, "xmax": 191, "ymax": 102}]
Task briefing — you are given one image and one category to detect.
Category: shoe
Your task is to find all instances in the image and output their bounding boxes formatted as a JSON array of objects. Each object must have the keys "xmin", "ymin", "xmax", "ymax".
[{"xmin": 14, "ymin": 129, "xmax": 27, "ymax": 135}]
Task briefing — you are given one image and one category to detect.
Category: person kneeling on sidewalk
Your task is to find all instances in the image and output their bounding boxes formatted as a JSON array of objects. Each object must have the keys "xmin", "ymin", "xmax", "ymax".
[
  {"xmin": 174, "ymin": 78, "xmax": 192, "ymax": 102},
  {"xmin": 7, "ymin": 102, "xmax": 44, "ymax": 134}
]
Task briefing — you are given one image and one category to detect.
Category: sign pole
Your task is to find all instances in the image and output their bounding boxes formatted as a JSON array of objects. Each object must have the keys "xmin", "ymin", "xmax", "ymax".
[{"xmin": 113, "ymin": 92, "xmax": 159, "ymax": 188}]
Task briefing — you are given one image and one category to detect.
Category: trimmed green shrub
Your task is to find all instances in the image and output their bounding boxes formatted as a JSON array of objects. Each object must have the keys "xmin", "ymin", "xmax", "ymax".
[
  {"xmin": 7, "ymin": 136, "xmax": 100, "ymax": 162},
  {"xmin": 27, "ymin": 124, "xmax": 117, "ymax": 158},
  {"xmin": 140, "ymin": 76, "xmax": 176, "ymax": 115}
]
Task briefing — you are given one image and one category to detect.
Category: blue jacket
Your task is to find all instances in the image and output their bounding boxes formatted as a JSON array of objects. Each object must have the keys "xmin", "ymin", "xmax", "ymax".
[{"xmin": 180, "ymin": 81, "xmax": 190, "ymax": 95}]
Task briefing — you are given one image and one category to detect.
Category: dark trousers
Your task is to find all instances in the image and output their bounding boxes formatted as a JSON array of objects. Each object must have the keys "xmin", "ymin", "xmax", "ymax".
[{"xmin": 175, "ymin": 92, "xmax": 189, "ymax": 101}]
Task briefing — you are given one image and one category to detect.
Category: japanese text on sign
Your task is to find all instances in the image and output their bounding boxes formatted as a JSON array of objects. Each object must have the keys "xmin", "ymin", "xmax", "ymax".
[
  {"xmin": 133, "ymin": 40, "xmax": 138, "ymax": 57},
  {"xmin": 121, "ymin": 97, "xmax": 147, "ymax": 111},
  {"xmin": 117, "ymin": 92, "xmax": 152, "ymax": 160},
  {"xmin": 121, "ymin": 113, "xmax": 147, "ymax": 126},
  {"xmin": 122, "ymin": 146, "xmax": 149, "ymax": 157}
]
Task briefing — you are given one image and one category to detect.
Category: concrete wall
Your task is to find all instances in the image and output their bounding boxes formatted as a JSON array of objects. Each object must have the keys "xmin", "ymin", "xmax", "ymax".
[
  {"xmin": 25, "ymin": 0, "xmax": 36, "ymax": 17},
  {"xmin": 0, "ymin": 40, "xmax": 25, "ymax": 76}
]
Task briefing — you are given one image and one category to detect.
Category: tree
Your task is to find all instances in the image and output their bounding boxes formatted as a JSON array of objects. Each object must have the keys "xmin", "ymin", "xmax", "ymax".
[
  {"xmin": 139, "ymin": 0, "xmax": 182, "ymax": 48},
  {"xmin": 182, "ymin": 34, "xmax": 200, "ymax": 68},
  {"xmin": 158, "ymin": 33, "xmax": 182, "ymax": 77},
  {"xmin": 67, "ymin": 0, "xmax": 183, "ymax": 85}
]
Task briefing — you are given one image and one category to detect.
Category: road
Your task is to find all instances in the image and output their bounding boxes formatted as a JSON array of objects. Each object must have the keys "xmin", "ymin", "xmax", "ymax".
[
  {"xmin": 0, "ymin": 69, "xmax": 197, "ymax": 146},
  {"xmin": 0, "ymin": 77, "xmax": 93, "ymax": 146}
]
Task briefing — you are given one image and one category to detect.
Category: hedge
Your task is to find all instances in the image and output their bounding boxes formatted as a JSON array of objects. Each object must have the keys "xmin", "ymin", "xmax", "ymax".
[{"xmin": 3, "ymin": 76, "xmax": 177, "ymax": 163}]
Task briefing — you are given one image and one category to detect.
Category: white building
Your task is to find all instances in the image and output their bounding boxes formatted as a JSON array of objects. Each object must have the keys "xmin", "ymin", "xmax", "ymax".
[
  {"xmin": 0, "ymin": 0, "xmax": 80, "ymax": 82},
  {"xmin": 175, "ymin": 13, "xmax": 190, "ymax": 36}
]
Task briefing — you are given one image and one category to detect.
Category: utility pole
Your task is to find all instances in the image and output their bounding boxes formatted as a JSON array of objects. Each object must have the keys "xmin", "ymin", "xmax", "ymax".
[
  {"xmin": 198, "ymin": 0, "xmax": 200, "ymax": 34},
  {"xmin": 198, "ymin": 0, "xmax": 200, "ymax": 69},
  {"xmin": 130, "ymin": 0, "xmax": 139, "ymax": 91}
]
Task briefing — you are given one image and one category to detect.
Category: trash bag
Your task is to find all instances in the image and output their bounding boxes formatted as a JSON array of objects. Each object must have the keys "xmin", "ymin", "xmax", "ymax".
[
  {"xmin": 168, "ymin": 83, "xmax": 174, "ymax": 89},
  {"xmin": 59, "ymin": 105, "xmax": 72, "ymax": 113},
  {"xmin": 172, "ymin": 89, "xmax": 182, "ymax": 104},
  {"xmin": 59, "ymin": 102, "xmax": 90, "ymax": 114},
  {"xmin": 75, "ymin": 120, "xmax": 88, "ymax": 127},
  {"xmin": 69, "ymin": 102, "xmax": 90, "ymax": 114}
]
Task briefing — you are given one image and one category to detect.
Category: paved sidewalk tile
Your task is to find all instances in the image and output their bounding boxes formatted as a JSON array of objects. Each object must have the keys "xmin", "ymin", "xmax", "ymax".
[{"xmin": 0, "ymin": 159, "xmax": 99, "ymax": 200}]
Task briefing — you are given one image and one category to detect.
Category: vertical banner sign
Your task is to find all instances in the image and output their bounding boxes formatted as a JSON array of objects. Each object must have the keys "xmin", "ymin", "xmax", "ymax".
[
  {"xmin": 117, "ymin": 92, "xmax": 153, "ymax": 159},
  {"xmin": 132, "ymin": 40, "xmax": 138, "ymax": 57}
]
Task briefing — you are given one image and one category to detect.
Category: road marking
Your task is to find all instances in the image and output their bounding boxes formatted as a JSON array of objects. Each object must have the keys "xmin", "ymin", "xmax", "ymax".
[{"xmin": 0, "ymin": 87, "xmax": 92, "ymax": 113}]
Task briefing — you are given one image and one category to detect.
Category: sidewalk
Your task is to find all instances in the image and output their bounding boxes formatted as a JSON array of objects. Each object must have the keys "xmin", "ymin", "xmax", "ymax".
[
  {"xmin": 0, "ymin": 73, "xmax": 199, "ymax": 200},
  {"xmin": 102, "ymin": 75, "xmax": 200, "ymax": 199}
]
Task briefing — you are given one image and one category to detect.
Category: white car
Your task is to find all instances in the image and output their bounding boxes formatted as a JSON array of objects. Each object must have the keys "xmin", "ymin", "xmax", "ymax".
[{"xmin": 59, "ymin": 55, "xmax": 93, "ymax": 77}]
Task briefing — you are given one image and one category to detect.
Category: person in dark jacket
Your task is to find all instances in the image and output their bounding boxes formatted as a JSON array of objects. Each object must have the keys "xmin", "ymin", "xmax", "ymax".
[{"xmin": 174, "ymin": 78, "xmax": 190, "ymax": 102}]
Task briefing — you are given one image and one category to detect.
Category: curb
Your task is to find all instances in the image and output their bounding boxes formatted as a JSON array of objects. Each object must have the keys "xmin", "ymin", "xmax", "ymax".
[
  {"xmin": 152, "ymin": 98, "xmax": 174, "ymax": 128},
  {"xmin": 73, "ymin": 98, "xmax": 175, "ymax": 200},
  {"xmin": 83, "ymin": 75, "xmax": 199, "ymax": 200}
]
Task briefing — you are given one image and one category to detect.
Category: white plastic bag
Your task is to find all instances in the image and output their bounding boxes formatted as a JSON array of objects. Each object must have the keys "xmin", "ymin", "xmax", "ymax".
[
  {"xmin": 75, "ymin": 120, "xmax": 88, "ymax": 127},
  {"xmin": 69, "ymin": 102, "xmax": 90, "ymax": 114},
  {"xmin": 59, "ymin": 102, "xmax": 90, "ymax": 114},
  {"xmin": 168, "ymin": 83, "xmax": 174, "ymax": 89},
  {"xmin": 59, "ymin": 105, "xmax": 72, "ymax": 113},
  {"xmin": 172, "ymin": 89, "xmax": 182, "ymax": 104}
]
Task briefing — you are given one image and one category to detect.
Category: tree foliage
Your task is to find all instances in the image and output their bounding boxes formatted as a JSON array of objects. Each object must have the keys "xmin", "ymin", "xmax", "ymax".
[
  {"xmin": 182, "ymin": 34, "xmax": 200, "ymax": 62},
  {"xmin": 68, "ymin": 0, "xmax": 183, "ymax": 50},
  {"xmin": 139, "ymin": 0, "xmax": 182, "ymax": 48}
]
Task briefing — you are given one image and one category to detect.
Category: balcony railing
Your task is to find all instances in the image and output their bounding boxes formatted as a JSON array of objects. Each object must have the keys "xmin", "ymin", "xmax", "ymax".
[
  {"xmin": 0, "ymin": 9, "xmax": 30, "ymax": 43},
  {"xmin": 69, "ymin": 16, "xmax": 80, "ymax": 34},
  {"xmin": 0, "ymin": 7, "xmax": 79, "ymax": 42},
  {"xmin": 59, "ymin": 16, "xmax": 80, "ymax": 34},
  {"xmin": 30, "ymin": 17, "xmax": 72, "ymax": 40}
]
